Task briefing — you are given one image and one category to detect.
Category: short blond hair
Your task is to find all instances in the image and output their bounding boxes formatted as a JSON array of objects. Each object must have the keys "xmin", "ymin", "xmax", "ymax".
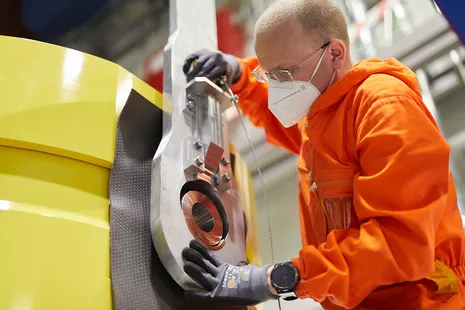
[{"xmin": 254, "ymin": 0, "xmax": 350, "ymax": 48}]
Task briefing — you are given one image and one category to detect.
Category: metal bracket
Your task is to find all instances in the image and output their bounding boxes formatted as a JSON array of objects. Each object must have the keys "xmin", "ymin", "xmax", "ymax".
[
  {"xmin": 151, "ymin": 3, "xmax": 247, "ymax": 290},
  {"xmin": 185, "ymin": 77, "xmax": 232, "ymax": 112},
  {"xmin": 183, "ymin": 77, "xmax": 231, "ymax": 190},
  {"xmin": 183, "ymin": 93, "xmax": 196, "ymax": 116}
]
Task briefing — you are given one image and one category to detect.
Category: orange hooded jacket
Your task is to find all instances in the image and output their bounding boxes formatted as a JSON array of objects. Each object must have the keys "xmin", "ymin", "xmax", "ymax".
[{"xmin": 231, "ymin": 57, "xmax": 465, "ymax": 309}]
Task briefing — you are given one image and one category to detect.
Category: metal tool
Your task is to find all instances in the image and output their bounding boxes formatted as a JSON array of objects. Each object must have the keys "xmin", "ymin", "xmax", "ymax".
[
  {"xmin": 150, "ymin": 0, "xmax": 247, "ymax": 291},
  {"xmin": 151, "ymin": 75, "xmax": 247, "ymax": 290},
  {"xmin": 220, "ymin": 78, "xmax": 282, "ymax": 310}
]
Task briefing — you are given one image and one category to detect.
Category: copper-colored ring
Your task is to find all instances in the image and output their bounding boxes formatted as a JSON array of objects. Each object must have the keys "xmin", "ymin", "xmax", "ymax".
[{"xmin": 182, "ymin": 190, "xmax": 225, "ymax": 248}]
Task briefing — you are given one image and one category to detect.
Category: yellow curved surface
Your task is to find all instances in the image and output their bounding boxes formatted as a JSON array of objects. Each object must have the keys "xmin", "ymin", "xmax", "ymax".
[
  {"xmin": 231, "ymin": 144, "xmax": 262, "ymax": 310},
  {"xmin": 0, "ymin": 36, "xmax": 162, "ymax": 310},
  {"xmin": 0, "ymin": 146, "xmax": 112, "ymax": 310},
  {"xmin": 230, "ymin": 143, "xmax": 261, "ymax": 267},
  {"xmin": 0, "ymin": 36, "xmax": 259, "ymax": 310},
  {"xmin": 0, "ymin": 35, "xmax": 162, "ymax": 169}
]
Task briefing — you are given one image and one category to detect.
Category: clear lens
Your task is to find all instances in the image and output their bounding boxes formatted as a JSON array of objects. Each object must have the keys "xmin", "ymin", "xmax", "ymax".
[
  {"xmin": 253, "ymin": 66, "xmax": 294, "ymax": 83},
  {"xmin": 252, "ymin": 66, "xmax": 269, "ymax": 83}
]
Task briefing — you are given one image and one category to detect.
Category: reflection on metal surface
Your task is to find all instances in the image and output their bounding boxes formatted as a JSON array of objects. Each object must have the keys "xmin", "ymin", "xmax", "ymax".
[
  {"xmin": 450, "ymin": 49, "xmax": 465, "ymax": 84},
  {"xmin": 181, "ymin": 180, "xmax": 229, "ymax": 249},
  {"xmin": 431, "ymin": 0, "xmax": 441, "ymax": 13},
  {"xmin": 192, "ymin": 203, "xmax": 214, "ymax": 232}
]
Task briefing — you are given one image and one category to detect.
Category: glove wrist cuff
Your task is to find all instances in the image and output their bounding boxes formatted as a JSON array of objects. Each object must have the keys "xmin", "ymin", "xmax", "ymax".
[{"xmin": 252, "ymin": 265, "xmax": 280, "ymax": 301}]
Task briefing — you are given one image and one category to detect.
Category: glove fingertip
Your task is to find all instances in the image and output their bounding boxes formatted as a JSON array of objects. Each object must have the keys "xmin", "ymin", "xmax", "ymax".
[
  {"xmin": 183, "ymin": 261, "xmax": 198, "ymax": 274},
  {"xmin": 183, "ymin": 55, "xmax": 199, "ymax": 73},
  {"xmin": 181, "ymin": 247, "xmax": 192, "ymax": 260},
  {"xmin": 189, "ymin": 239, "xmax": 204, "ymax": 249},
  {"xmin": 182, "ymin": 64, "xmax": 191, "ymax": 75}
]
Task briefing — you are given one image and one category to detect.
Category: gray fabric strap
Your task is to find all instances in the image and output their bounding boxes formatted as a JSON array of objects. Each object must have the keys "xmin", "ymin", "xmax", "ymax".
[{"xmin": 109, "ymin": 89, "xmax": 244, "ymax": 310}]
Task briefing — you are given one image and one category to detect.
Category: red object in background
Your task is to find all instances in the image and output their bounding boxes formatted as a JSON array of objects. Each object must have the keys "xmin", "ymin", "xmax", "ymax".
[
  {"xmin": 216, "ymin": 8, "xmax": 246, "ymax": 58},
  {"xmin": 144, "ymin": 7, "xmax": 247, "ymax": 93},
  {"xmin": 145, "ymin": 50, "xmax": 164, "ymax": 93}
]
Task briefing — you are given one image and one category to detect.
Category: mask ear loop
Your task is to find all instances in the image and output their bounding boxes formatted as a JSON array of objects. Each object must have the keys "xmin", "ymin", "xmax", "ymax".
[
  {"xmin": 327, "ymin": 70, "xmax": 337, "ymax": 90},
  {"xmin": 307, "ymin": 45, "xmax": 329, "ymax": 85}
]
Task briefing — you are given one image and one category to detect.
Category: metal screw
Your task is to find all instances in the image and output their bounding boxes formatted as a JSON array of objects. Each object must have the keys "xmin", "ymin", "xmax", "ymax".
[
  {"xmin": 194, "ymin": 140, "xmax": 203, "ymax": 150},
  {"xmin": 186, "ymin": 100, "xmax": 195, "ymax": 110},
  {"xmin": 221, "ymin": 157, "xmax": 229, "ymax": 166},
  {"xmin": 222, "ymin": 173, "xmax": 231, "ymax": 183},
  {"xmin": 212, "ymin": 175, "xmax": 220, "ymax": 186},
  {"xmin": 194, "ymin": 156, "xmax": 204, "ymax": 166}
]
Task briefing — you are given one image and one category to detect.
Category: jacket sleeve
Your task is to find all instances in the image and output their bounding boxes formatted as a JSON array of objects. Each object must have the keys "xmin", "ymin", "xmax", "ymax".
[
  {"xmin": 291, "ymin": 94, "xmax": 452, "ymax": 308},
  {"xmin": 230, "ymin": 57, "xmax": 301, "ymax": 155}
]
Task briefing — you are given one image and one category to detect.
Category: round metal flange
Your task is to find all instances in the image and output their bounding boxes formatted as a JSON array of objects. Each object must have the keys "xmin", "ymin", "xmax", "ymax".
[
  {"xmin": 152, "ymin": 160, "xmax": 245, "ymax": 290},
  {"xmin": 180, "ymin": 180, "xmax": 229, "ymax": 249},
  {"xmin": 181, "ymin": 191, "xmax": 225, "ymax": 248}
]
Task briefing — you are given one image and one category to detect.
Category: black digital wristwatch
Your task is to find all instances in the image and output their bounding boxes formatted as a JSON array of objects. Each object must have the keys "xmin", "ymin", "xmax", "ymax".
[{"xmin": 270, "ymin": 262, "xmax": 299, "ymax": 301}]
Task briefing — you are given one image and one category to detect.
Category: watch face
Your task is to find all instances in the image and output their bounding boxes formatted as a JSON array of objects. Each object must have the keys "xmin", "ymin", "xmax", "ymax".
[{"xmin": 272, "ymin": 264, "xmax": 298, "ymax": 290}]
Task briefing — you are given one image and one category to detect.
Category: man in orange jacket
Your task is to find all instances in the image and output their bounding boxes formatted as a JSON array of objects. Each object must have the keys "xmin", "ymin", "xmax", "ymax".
[{"xmin": 181, "ymin": 0, "xmax": 465, "ymax": 309}]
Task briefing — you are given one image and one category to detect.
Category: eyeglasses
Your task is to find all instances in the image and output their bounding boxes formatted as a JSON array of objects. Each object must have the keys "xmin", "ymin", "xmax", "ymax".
[{"xmin": 252, "ymin": 42, "xmax": 330, "ymax": 83}]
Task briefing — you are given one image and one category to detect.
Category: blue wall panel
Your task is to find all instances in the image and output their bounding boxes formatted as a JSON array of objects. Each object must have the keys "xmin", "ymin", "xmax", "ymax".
[
  {"xmin": 21, "ymin": 0, "xmax": 109, "ymax": 39},
  {"xmin": 435, "ymin": 0, "xmax": 465, "ymax": 44}
]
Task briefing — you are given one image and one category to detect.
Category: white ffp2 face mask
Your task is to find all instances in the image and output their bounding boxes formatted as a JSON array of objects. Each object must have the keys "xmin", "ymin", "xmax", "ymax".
[
  {"xmin": 268, "ymin": 80, "xmax": 321, "ymax": 128},
  {"xmin": 268, "ymin": 46, "xmax": 334, "ymax": 128}
]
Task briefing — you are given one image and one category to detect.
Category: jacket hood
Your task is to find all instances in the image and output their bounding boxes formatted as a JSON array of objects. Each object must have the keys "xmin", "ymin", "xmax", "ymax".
[{"xmin": 308, "ymin": 58, "xmax": 421, "ymax": 118}]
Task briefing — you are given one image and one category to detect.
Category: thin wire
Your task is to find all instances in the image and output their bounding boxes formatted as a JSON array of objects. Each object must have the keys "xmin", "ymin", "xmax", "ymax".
[{"xmin": 222, "ymin": 79, "xmax": 282, "ymax": 310}]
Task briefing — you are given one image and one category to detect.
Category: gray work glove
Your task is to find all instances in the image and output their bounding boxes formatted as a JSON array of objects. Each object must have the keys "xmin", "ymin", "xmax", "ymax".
[
  {"xmin": 183, "ymin": 49, "xmax": 241, "ymax": 85},
  {"xmin": 182, "ymin": 240, "xmax": 278, "ymax": 306}
]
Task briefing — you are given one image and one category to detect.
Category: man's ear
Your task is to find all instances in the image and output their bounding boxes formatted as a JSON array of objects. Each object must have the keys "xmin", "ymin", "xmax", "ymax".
[{"xmin": 329, "ymin": 40, "xmax": 347, "ymax": 71}]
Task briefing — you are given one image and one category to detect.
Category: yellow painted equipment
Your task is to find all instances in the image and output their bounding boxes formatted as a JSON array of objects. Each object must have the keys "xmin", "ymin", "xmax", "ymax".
[{"xmin": 0, "ymin": 35, "xmax": 260, "ymax": 310}]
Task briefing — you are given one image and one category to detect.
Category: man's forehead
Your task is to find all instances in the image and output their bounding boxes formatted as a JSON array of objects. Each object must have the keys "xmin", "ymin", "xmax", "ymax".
[{"xmin": 254, "ymin": 24, "xmax": 315, "ymax": 71}]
